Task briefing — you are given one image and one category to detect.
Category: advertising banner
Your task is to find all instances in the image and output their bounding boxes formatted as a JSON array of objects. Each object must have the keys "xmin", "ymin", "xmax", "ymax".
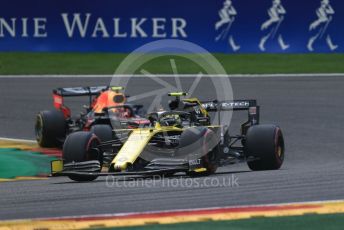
[{"xmin": 0, "ymin": 0, "xmax": 343, "ymax": 53}]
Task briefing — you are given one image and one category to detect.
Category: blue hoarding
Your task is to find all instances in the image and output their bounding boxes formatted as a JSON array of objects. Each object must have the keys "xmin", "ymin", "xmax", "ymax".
[{"xmin": 0, "ymin": 0, "xmax": 343, "ymax": 53}]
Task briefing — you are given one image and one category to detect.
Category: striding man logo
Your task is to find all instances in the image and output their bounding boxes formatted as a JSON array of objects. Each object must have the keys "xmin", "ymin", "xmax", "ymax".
[
  {"xmin": 215, "ymin": 0, "xmax": 240, "ymax": 52},
  {"xmin": 259, "ymin": 0, "xmax": 289, "ymax": 51},
  {"xmin": 307, "ymin": 0, "xmax": 338, "ymax": 52}
]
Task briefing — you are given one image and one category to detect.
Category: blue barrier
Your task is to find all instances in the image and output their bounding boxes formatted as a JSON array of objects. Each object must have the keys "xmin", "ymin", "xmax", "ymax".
[{"xmin": 0, "ymin": 0, "xmax": 343, "ymax": 53}]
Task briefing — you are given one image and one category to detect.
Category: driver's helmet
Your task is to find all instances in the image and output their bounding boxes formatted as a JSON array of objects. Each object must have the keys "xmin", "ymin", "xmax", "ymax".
[
  {"xmin": 160, "ymin": 114, "xmax": 182, "ymax": 127},
  {"xmin": 122, "ymin": 107, "xmax": 133, "ymax": 118},
  {"xmin": 108, "ymin": 106, "xmax": 132, "ymax": 118}
]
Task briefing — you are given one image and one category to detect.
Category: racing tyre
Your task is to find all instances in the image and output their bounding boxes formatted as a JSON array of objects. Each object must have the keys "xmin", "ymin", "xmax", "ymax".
[
  {"xmin": 63, "ymin": 131, "xmax": 102, "ymax": 182},
  {"xmin": 90, "ymin": 125, "xmax": 113, "ymax": 142},
  {"xmin": 244, "ymin": 124, "xmax": 284, "ymax": 171},
  {"xmin": 35, "ymin": 110, "xmax": 66, "ymax": 148},
  {"xmin": 179, "ymin": 127, "xmax": 219, "ymax": 177}
]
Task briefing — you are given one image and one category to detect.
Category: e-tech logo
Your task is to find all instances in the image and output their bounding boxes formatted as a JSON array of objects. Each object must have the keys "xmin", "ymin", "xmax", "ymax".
[
  {"xmin": 222, "ymin": 101, "xmax": 250, "ymax": 109},
  {"xmin": 0, "ymin": 13, "xmax": 188, "ymax": 39}
]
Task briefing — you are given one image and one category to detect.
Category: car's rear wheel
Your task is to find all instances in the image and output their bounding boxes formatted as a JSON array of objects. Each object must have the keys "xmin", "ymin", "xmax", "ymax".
[
  {"xmin": 63, "ymin": 131, "xmax": 102, "ymax": 182},
  {"xmin": 35, "ymin": 110, "xmax": 66, "ymax": 148},
  {"xmin": 244, "ymin": 124, "xmax": 285, "ymax": 171}
]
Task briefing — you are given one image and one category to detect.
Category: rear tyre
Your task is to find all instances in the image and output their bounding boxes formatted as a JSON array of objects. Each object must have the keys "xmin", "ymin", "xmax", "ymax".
[
  {"xmin": 35, "ymin": 110, "xmax": 66, "ymax": 148},
  {"xmin": 90, "ymin": 125, "xmax": 113, "ymax": 142},
  {"xmin": 63, "ymin": 131, "xmax": 102, "ymax": 182},
  {"xmin": 244, "ymin": 124, "xmax": 285, "ymax": 171}
]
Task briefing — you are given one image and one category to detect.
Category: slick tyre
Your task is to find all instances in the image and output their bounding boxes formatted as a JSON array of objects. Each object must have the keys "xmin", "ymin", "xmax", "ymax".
[
  {"xmin": 244, "ymin": 124, "xmax": 285, "ymax": 171},
  {"xmin": 90, "ymin": 125, "xmax": 113, "ymax": 143},
  {"xmin": 35, "ymin": 110, "xmax": 66, "ymax": 148},
  {"xmin": 63, "ymin": 131, "xmax": 102, "ymax": 182},
  {"xmin": 179, "ymin": 127, "xmax": 219, "ymax": 177}
]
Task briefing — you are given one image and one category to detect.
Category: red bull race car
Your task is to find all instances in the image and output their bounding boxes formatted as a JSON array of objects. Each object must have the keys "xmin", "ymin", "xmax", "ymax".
[{"xmin": 35, "ymin": 86, "xmax": 149, "ymax": 148}]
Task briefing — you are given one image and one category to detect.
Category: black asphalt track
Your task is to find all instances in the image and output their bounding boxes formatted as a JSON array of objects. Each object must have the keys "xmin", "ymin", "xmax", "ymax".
[{"xmin": 0, "ymin": 76, "xmax": 343, "ymax": 220}]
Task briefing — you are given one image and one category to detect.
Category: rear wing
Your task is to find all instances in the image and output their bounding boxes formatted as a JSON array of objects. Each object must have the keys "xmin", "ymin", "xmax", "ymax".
[
  {"xmin": 202, "ymin": 100, "xmax": 260, "ymax": 130},
  {"xmin": 52, "ymin": 86, "xmax": 109, "ymax": 118},
  {"xmin": 53, "ymin": 86, "xmax": 108, "ymax": 97},
  {"xmin": 201, "ymin": 100, "xmax": 257, "ymax": 112}
]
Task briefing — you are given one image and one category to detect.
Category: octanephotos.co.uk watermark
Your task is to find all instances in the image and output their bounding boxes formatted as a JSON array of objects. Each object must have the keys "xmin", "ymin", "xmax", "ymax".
[{"xmin": 105, "ymin": 174, "xmax": 239, "ymax": 189}]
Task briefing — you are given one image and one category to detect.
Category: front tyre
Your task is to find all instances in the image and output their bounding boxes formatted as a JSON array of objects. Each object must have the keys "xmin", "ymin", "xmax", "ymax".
[
  {"xmin": 179, "ymin": 127, "xmax": 219, "ymax": 177},
  {"xmin": 35, "ymin": 110, "xmax": 66, "ymax": 148},
  {"xmin": 90, "ymin": 125, "xmax": 113, "ymax": 142},
  {"xmin": 63, "ymin": 131, "xmax": 102, "ymax": 182},
  {"xmin": 244, "ymin": 124, "xmax": 285, "ymax": 171}
]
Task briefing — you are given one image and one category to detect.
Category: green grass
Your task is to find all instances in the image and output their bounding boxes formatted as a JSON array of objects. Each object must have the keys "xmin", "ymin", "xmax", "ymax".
[
  {"xmin": 0, "ymin": 148, "xmax": 56, "ymax": 178},
  {"xmin": 97, "ymin": 214, "xmax": 344, "ymax": 230},
  {"xmin": 0, "ymin": 53, "xmax": 343, "ymax": 75}
]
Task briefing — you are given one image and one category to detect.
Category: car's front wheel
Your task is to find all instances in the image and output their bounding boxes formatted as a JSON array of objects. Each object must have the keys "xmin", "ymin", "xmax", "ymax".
[
  {"xmin": 35, "ymin": 110, "xmax": 66, "ymax": 148},
  {"xmin": 63, "ymin": 131, "xmax": 102, "ymax": 182},
  {"xmin": 90, "ymin": 125, "xmax": 113, "ymax": 142},
  {"xmin": 179, "ymin": 127, "xmax": 220, "ymax": 177}
]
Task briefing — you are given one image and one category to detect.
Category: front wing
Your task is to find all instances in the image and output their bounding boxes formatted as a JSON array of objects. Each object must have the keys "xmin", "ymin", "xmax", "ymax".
[{"xmin": 50, "ymin": 159, "xmax": 201, "ymax": 178}]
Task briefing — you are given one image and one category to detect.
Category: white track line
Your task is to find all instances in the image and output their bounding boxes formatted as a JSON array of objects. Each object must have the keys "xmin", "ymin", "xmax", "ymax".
[
  {"xmin": 5, "ymin": 199, "xmax": 344, "ymax": 222},
  {"xmin": 0, "ymin": 74, "xmax": 343, "ymax": 78},
  {"xmin": 0, "ymin": 137, "xmax": 36, "ymax": 143}
]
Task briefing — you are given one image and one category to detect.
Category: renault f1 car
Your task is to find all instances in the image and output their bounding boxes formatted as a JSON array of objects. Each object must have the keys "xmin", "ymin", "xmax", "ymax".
[
  {"xmin": 35, "ymin": 86, "xmax": 149, "ymax": 148},
  {"xmin": 51, "ymin": 92, "xmax": 285, "ymax": 182}
]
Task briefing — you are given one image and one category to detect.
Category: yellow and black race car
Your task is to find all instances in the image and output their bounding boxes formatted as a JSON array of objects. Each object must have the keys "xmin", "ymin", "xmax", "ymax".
[{"xmin": 51, "ymin": 92, "xmax": 285, "ymax": 182}]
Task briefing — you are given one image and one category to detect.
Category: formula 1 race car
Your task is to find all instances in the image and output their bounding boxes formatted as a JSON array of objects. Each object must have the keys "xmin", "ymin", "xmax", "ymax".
[
  {"xmin": 35, "ymin": 86, "xmax": 149, "ymax": 148},
  {"xmin": 51, "ymin": 92, "xmax": 285, "ymax": 182}
]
